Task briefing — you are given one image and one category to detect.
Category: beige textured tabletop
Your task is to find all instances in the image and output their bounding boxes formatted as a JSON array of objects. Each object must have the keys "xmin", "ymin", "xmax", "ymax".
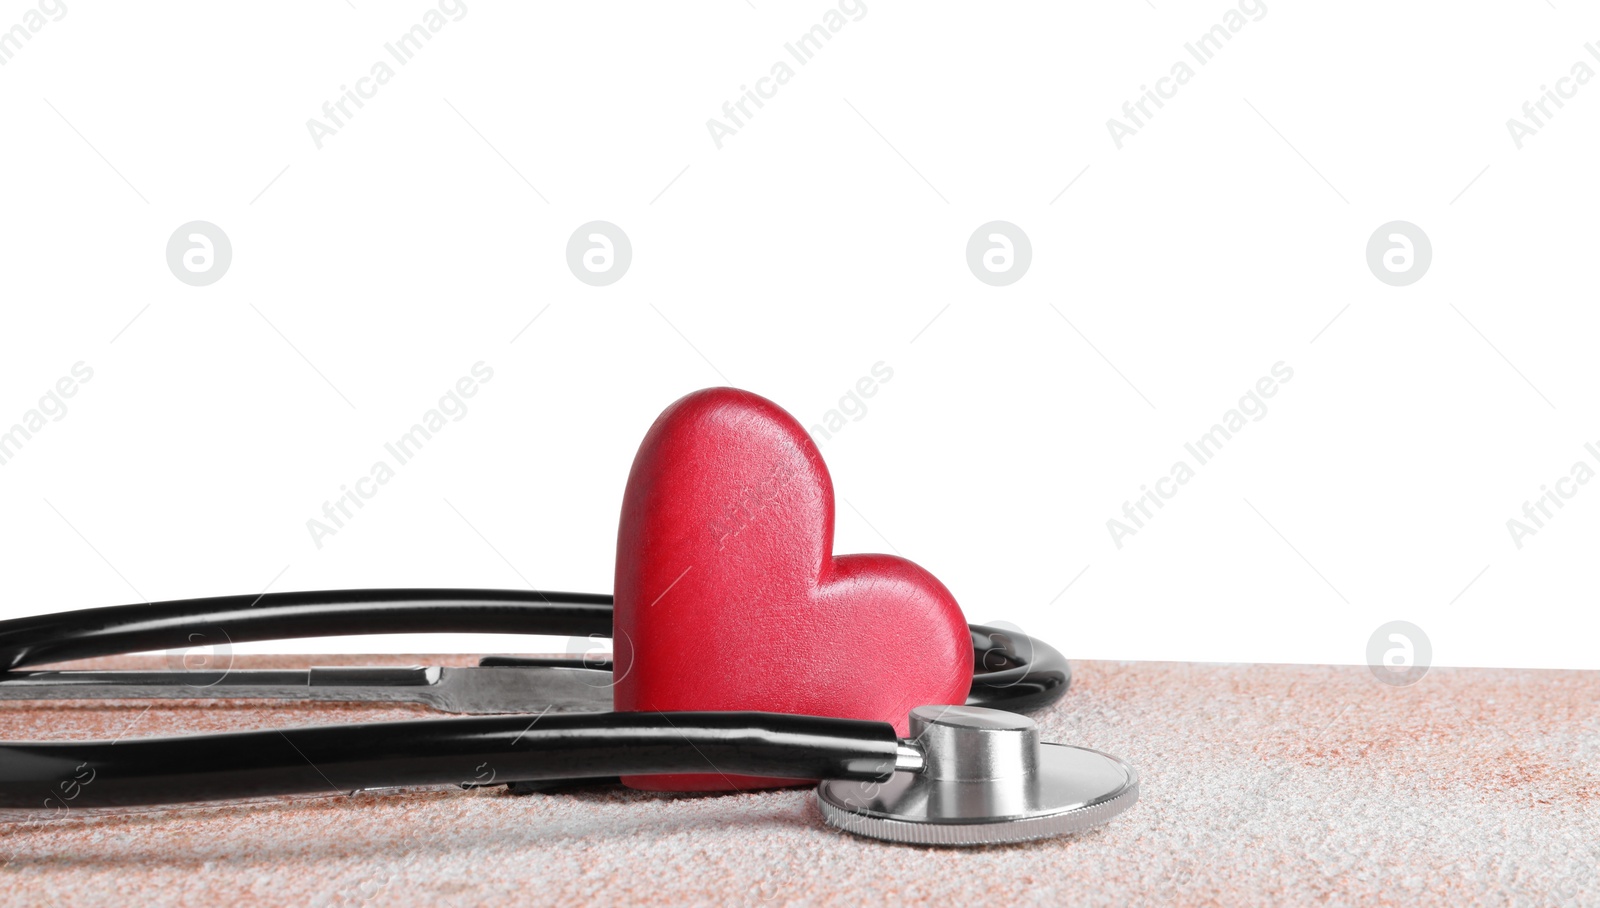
[{"xmin": 2, "ymin": 655, "xmax": 1596, "ymax": 906}]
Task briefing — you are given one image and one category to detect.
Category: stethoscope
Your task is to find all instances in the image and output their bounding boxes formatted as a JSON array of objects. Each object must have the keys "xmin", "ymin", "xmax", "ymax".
[{"xmin": 0, "ymin": 588, "xmax": 1137, "ymax": 846}]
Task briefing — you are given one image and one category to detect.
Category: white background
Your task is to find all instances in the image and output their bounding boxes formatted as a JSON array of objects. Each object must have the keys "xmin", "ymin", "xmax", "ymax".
[{"xmin": 1, "ymin": 1, "xmax": 1596, "ymax": 668}]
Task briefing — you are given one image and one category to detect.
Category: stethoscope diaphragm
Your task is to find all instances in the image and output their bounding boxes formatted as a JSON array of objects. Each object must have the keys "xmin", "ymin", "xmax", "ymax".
[{"xmin": 818, "ymin": 705, "xmax": 1138, "ymax": 845}]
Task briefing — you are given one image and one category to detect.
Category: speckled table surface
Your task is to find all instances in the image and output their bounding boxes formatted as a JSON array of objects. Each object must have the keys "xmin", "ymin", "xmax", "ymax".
[{"xmin": 2, "ymin": 656, "xmax": 1597, "ymax": 907}]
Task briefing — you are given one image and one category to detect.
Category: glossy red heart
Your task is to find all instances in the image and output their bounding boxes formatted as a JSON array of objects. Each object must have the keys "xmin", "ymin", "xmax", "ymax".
[{"xmin": 613, "ymin": 387, "xmax": 972, "ymax": 791}]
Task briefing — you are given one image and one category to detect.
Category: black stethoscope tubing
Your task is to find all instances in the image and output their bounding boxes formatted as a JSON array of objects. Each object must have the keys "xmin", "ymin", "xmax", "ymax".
[{"xmin": 0, "ymin": 589, "xmax": 1069, "ymax": 810}]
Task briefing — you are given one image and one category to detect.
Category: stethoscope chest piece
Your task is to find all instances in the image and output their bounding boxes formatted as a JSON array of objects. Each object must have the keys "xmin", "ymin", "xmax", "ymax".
[{"xmin": 817, "ymin": 705, "xmax": 1138, "ymax": 846}]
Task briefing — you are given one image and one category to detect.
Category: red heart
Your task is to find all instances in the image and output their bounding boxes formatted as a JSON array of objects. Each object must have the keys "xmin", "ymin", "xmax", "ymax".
[{"xmin": 613, "ymin": 388, "xmax": 972, "ymax": 791}]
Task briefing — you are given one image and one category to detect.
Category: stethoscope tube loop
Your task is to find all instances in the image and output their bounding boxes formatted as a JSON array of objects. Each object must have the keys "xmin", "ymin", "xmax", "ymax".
[
  {"xmin": 0, "ymin": 711, "xmax": 902, "ymax": 809},
  {"xmin": 0, "ymin": 589, "xmax": 614, "ymax": 671},
  {"xmin": 0, "ymin": 590, "xmax": 1069, "ymax": 713}
]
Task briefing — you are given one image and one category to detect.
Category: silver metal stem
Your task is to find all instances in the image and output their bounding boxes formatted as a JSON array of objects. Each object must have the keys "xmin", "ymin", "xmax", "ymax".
[
  {"xmin": 893, "ymin": 742, "xmax": 925, "ymax": 773},
  {"xmin": 0, "ymin": 665, "xmax": 614, "ymax": 714}
]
